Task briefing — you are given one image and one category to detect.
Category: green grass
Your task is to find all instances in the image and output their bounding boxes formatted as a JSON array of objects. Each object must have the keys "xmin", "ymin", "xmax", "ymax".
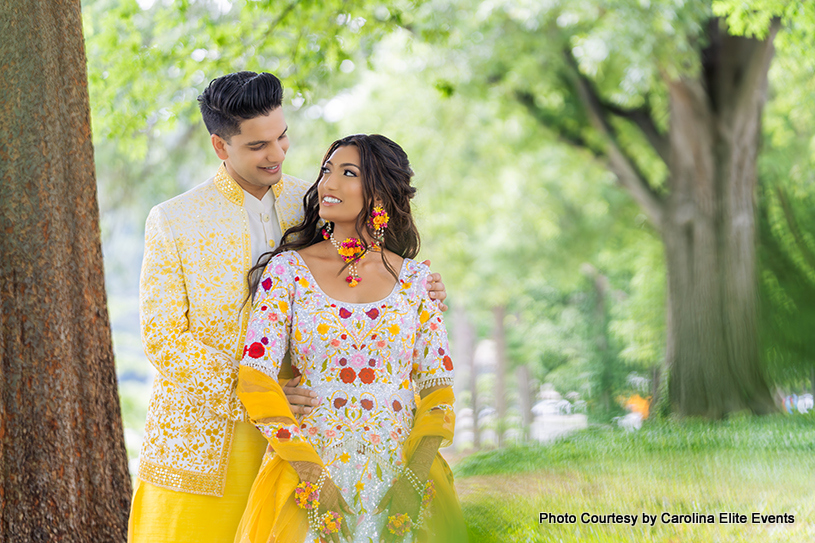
[{"xmin": 453, "ymin": 415, "xmax": 815, "ymax": 542}]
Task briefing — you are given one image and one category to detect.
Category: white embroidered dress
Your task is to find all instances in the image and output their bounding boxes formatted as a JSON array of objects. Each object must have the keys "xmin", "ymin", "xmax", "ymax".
[{"xmin": 240, "ymin": 251, "xmax": 454, "ymax": 542}]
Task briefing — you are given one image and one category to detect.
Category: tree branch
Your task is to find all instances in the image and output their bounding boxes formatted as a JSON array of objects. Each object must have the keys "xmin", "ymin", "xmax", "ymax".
[
  {"xmin": 514, "ymin": 90, "xmax": 603, "ymax": 158},
  {"xmin": 732, "ymin": 17, "xmax": 781, "ymax": 122},
  {"xmin": 600, "ymin": 100, "xmax": 670, "ymax": 164},
  {"xmin": 564, "ymin": 50, "xmax": 665, "ymax": 227},
  {"xmin": 268, "ymin": 1, "xmax": 300, "ymax": 36}
]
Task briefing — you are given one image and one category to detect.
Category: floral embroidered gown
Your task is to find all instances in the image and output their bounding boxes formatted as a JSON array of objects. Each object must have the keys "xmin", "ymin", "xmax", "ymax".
[{"xmin": 236, "ymin": 251, "xmax": 460, "ymax": 543}]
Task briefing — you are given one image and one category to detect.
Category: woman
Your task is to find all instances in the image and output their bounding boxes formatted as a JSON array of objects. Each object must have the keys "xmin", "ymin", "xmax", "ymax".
[{"xmin": 234, "ymin": 134, "xmax": 467, "ymax": 543}]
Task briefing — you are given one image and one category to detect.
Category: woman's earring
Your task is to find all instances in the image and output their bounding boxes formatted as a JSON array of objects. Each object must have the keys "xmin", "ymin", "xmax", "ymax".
[
  {"xmin": 368, "ymin": 205, "xmax": 389, "ymax": 250},
  {"xmin": 321, "ymin": 221, "xmax": 333, "ymax": 240}
]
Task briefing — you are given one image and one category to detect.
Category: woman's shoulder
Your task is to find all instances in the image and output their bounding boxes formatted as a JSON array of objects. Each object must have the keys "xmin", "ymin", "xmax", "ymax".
[
  {"xmin": 262, "ymin": 250, "xmax": 303, "ymax": 278},
  {"xmin": 400, "ymin": 258, "xmax": 432, "ymax": 290}
]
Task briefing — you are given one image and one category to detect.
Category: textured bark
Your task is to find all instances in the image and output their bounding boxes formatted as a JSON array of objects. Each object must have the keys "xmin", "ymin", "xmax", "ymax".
[
  {"xmin": 662, "ymin": 22, "xmax": 777, "ymax": 417},
  {"xmin": 0, "ymin": 0, "xmax": 132, "ymax": 540}
]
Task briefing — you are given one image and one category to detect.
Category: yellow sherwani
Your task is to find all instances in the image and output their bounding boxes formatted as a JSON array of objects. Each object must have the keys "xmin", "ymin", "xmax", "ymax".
[{"xmin": 128, "ymin": 164, "xmax": 311, "ymax": 543}]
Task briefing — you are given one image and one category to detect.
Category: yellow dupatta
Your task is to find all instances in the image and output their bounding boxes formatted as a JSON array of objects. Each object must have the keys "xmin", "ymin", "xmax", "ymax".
[
  {"xmin": 235, "ymin": 366, "xmax": 322, "ymax": 543},
  {"xmin": 403, "ymin": 387, "xmax": 469, "ymax": 543}
]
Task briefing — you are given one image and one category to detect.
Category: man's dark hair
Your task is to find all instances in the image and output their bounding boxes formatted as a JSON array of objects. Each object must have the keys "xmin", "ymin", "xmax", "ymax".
[{"xmin": 198, "ymin": 71, "xmax": 283, "ymax": 141}]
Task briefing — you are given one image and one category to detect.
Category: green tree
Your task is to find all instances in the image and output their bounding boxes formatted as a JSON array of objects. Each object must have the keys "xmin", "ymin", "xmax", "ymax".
[{"xmin": 409, "ymin": 0, "xmax": 815, "ymax": 417}]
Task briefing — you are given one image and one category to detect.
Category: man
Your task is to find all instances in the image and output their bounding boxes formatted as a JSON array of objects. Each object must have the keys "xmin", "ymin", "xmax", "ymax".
[{"xmin": 128, "ymin": 71, "xmax": 447, "ymax": 543}]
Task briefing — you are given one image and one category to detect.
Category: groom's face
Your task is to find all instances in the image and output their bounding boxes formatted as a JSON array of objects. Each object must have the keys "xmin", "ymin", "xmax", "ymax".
[{"xmin": 212, "ymin": 106, "xmax": 290, "ymax": 199}]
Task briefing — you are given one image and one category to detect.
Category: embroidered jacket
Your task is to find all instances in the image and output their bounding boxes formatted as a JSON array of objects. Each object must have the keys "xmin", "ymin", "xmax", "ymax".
[{"xmin": 137, "ymin": 164, "xmax": 310, "ymax": 496}]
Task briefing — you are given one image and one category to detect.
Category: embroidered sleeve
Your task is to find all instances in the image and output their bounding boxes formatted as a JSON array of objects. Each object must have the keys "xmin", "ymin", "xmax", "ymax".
[
  {"xmin": 410, "ymin": 269, "xmax": 455, "ymax": 393},
  {"xmin": 239, "ymin": 254, "xmax": 295, "ymax": 379},
  {"xmin": 238, "ymin": 256, "xmax": 313, "ymax": 450},
  {"xmin": 140, "ymin": 206, "xmax": 244, "ymax": 421}
]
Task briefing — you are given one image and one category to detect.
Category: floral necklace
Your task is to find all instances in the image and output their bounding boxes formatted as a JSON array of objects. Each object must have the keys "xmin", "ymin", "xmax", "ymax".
[
  {"xmin": 328, "ymin": 231, "xmax": 367, "ymax": 287},
  {"xmin": 321, "ymin": 206, "xmax": 389, "ymax": 288}
]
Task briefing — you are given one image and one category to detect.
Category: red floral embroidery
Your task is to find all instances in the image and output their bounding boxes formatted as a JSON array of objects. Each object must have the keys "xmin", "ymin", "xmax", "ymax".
[
  {"xmin": 261, "ymin": 278, "xmax": 272, "ymax": 291},
  {"xmin": 333, "ymin": 397, "xmax": 347, "ymax": 409},
  {"xmin": 361, "ymin": 399, "xmax": 373, "ymax": 411},
  {"xmin": 392, "ymin": 400, "xmax": 402, "ymax": 412},
  {"xmin": 365, "ymin": 308, "xmax": 379, "ymax": 320},
  {"xmin": 275, "ymin": 428, "xmax": 291, "ymax": 440},
  {"xmin": 247, "ymin": 342, "xmax": 265, "ymax": 358},
  {"xmin": 340, "ymin": 368, "xmax": 356, "ymax": 383},
  {"xmin": 338, "ymin": 357, "xmax": 347, "ymax": 366},
  {"xmin": 339, "ymin": 308, "xmax": 352, "ymax": 319},
  {"xmin": 359, "ymin": 368, "xmax": 375, "ymax": 384},
  {"xmin": 443, "ymin": 355, "xmax": 453, "ymax": 371}
]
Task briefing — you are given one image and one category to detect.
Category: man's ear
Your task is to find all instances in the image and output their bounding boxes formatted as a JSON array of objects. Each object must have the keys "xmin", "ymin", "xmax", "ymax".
[{"xmin": 211, "ymin": 134, "xmax": 229, "ymax": 160}]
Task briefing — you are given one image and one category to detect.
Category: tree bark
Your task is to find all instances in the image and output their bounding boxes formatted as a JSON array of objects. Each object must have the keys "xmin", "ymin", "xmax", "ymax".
[
  {"xmin": 0, "ymin": 0, "xmax": 132, "ymax": 540},
  {"xmin": 662, "ymin": 22, "xmax": 777, "ymax": 417}
]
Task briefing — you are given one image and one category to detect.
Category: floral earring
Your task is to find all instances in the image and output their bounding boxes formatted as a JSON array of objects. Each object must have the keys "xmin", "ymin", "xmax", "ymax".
[
  {"xmin": 321, "ymin": 221, "xmax": 333, "ymax": 240},
  {"xmin": 367, "ymin": 205, "xmax": 389, "ymax": 251}
]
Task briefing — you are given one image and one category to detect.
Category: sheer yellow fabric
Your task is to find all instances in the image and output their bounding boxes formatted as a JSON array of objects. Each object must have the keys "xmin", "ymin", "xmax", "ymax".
[
  {"xmin": 235, "ymin": 366, "xmax": 322, "ymax": 543},
  {"xmin": 404, "ymin": 387, "xmax": 468, "ymax": 543}
]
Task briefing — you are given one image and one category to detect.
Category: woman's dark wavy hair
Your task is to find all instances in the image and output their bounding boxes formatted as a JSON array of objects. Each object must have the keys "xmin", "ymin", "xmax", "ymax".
[{"xmin": 248, "ymin": 134, "xmax": 421, "ymax": 298}]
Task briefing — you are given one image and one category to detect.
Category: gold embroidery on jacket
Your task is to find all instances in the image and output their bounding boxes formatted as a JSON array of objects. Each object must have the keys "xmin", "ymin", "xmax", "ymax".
[{"xmin": 138, "ymin": 164, "xmax": 311, "ymax": 496}]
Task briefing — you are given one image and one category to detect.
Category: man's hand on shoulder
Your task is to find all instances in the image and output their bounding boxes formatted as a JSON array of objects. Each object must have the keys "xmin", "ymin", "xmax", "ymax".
[{"xmin": 421, "ymin": 259, "xmax": 448, "ymax": 312}]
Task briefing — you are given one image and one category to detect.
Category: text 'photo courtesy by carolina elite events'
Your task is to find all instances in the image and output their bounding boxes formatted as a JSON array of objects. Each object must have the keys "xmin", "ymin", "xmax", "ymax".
[{"xmin": 540, "ymin": 511, "xmax": 796, "ymax": 527}]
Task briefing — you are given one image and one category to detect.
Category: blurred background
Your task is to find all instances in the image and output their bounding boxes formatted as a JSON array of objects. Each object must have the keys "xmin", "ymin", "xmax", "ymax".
[{"xmin": 81, "ymin": 4, "xmax": 815, "ymax": 537}]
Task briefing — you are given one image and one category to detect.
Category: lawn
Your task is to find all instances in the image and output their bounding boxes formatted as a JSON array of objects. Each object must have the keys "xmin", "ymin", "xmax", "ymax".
[{"xmin": 452, "ymin": 415, "xmax": 815, "ymax": 542}]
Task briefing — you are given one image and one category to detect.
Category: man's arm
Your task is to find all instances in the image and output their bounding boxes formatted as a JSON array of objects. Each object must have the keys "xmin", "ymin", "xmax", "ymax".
[{"xmin": 140, "ymin": 206, "xmax": 244, "ymax": 421}]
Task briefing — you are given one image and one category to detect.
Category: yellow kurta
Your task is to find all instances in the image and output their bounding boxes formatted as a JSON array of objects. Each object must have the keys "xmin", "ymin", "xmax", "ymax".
[
  {"xmin": 128, "ymin": 422, "xmax": 266, "ymax": 543},
  {"xmin": 128, "ymin": 165, "xmax": 311, "ymax": 543}
]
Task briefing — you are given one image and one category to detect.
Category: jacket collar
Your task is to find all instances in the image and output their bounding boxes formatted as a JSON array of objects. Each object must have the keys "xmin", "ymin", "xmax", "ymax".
[
  {"xmin": 214, "ymin": 163, "xmax": 287, "ymax": 206},
  {"xmin": 214, "ymin": 163, "xmax": 244, "ymax": 206}
]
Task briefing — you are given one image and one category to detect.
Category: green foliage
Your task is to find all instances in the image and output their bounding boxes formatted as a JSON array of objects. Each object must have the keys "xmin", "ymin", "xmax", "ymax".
[
  {"xmin": 457, "ymin": 415, "xmax": 815, "ymax": 542},
  {"xmin": 756, "ymin": 24, "xmax": 815, "ymax": 389},
  {"xmin": 82, "ymin": 0, "xmax": 404, "ymax": 156},
  {"xmin": 713, "ymin": 0, "xmax": 806, "ymax": 38},
  {"xmin": 455, "ymin": 414, "xmax": 815, "ymax": 477},
  {"xmin": 90, "ymin": 0, "xmax": 815, "ymax": 424}
]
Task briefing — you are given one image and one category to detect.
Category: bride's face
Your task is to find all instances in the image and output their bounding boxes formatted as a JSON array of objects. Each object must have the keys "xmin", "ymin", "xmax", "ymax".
[{"xmin": 317, "ymin": 145, "xmax": 365, "ymax": 226}]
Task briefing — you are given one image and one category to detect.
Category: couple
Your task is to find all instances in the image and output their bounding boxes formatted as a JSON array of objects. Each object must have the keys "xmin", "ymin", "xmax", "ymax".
[{"xmin": 128, "ymin": 71, "xmax": 467, "ymax": 543}]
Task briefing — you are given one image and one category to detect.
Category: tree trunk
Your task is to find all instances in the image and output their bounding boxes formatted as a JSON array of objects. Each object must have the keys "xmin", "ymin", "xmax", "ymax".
[
  {"xmin": 663, "ymin": 22, "xmax": 777, "ymax": 418},
  {"xmin": 452, "ymin": 304, "xmax": 479, "ymax": 450},
  {"xmin": 0, "ymin": 1, "xmax": 132, "ymax": 540},
  {"xmin": 492, "ymin": 305, "xmax": 508, "ymax": 447},
  {"xmin": 583, "ymin": 266, "xmax": 614, "ymax": 412},
  {"xmin": 470, "ymin": 347, "xmax": 480, "ymax": 451},
  {"xmin": 515, "ymin": 365, "xmax": 532, "ymax": 441}
]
